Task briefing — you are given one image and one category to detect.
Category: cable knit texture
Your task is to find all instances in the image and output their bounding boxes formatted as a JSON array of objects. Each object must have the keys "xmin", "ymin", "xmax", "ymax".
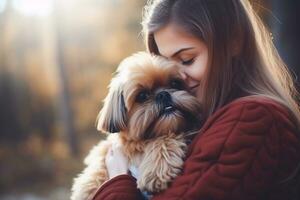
[{"xmin": 92, "ymin": 96, "xmax": 300, "ymax": 200}]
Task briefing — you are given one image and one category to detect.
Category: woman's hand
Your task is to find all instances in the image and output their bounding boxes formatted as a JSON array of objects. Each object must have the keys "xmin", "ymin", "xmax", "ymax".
[{"xmin": 105, "ymin": 141, "xmax": 129, "ymax": 179}]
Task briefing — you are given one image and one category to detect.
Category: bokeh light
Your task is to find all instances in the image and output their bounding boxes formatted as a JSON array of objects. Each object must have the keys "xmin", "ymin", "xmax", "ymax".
[
  {"xmin": 13, "ymin": 0, "xmax": 53, "ymax": 16},
  {"xmin": 0, "ymin": 0, "xmax": 7, "ymax": 13}
]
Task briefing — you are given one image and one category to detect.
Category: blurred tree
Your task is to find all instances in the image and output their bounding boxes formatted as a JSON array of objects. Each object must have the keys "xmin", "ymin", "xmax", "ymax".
[
  {"xmin": 0, "ymin": 0, "xmax": 146, "ymax": 194},
  {"xmin": 52, "ymin": 0, "xmax": 79, "ymax": 157}
]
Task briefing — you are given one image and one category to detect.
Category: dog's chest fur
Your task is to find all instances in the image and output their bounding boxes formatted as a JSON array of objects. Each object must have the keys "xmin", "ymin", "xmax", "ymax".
[{"xmin": 119, "ymin": 133, "xmax": 148, "ymax": 165}]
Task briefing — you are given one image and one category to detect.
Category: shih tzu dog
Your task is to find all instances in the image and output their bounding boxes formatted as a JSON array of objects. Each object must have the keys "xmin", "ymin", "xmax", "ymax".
[{"xmin": 71, "ymin": 52, "xmax": 202, "ymax": 200}]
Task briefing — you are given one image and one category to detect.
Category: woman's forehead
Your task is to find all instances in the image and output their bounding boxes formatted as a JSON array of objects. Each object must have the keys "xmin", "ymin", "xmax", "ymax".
[{"xmin": 153, "ymin": 23, "xmax": 206, "ymax": 58}]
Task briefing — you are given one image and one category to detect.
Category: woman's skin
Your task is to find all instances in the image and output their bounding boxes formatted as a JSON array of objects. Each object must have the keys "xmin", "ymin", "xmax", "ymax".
[
  {"xmin": 105, "ymin": 141, "xmax": 129, "ymax": 178},
  {"xmin": 106, "ymin": 23, "xmax": 209, "ymax": 178},
  {"xmin": 154, "ymin": 23, "xmax": 209, "ymax": 99}
]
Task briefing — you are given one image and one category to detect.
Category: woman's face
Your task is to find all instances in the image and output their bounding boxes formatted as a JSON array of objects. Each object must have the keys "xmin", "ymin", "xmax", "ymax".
[{"xmin": 154, "ymin": 23, "xmax": 209, "ymax": 99}]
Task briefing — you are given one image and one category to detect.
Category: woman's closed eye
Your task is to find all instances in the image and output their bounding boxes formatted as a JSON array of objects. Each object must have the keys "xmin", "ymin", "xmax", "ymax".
[{"xmin": 181, "ymin": 58, "xmax": 195, "ymax": 66}]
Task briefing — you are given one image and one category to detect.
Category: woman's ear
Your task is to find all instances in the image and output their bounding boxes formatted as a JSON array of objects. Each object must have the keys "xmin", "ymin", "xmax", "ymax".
[{"xmin": 96, "ymin": 82, "xmax": 127, "ymax": 133}]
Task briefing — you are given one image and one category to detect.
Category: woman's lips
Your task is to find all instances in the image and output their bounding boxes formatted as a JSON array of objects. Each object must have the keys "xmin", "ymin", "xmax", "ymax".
[{"xmin": 189, "ymin": 84, "xmax": 200, "ymax": 94}]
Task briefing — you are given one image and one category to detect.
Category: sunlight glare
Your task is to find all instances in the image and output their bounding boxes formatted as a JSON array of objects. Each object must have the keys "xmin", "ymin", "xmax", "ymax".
[
  {"xmin": 13, "ymin": 0, "xmax": 53, "ymax": 16},
  {"xmin": 0, "ymin": 0, "xmax": 7, "ymax": 13}
]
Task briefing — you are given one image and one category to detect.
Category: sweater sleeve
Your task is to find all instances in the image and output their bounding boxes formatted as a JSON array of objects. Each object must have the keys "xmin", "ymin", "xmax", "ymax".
[
  {"xmin": 92, "ymin": 100, "xmax": 300, "ymax": 200},
  {"xmin": 152, "ymin": 101, "xmax": 300, "ymax": 200},
  {"xmin": 92, "ymin": 174, "xmax": 144, "ymax": 200}
]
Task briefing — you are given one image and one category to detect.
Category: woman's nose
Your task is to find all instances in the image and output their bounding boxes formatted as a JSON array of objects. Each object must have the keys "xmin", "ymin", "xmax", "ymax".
[{"xmin": 179, "ymin": 67, "xmax": 187, "ymax": 80}]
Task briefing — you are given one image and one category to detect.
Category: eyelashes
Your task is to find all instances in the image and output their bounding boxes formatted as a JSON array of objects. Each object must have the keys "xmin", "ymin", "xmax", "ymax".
[{"xmin": 181, "ymin": 58, "xmax": 195, "ymax": 66}]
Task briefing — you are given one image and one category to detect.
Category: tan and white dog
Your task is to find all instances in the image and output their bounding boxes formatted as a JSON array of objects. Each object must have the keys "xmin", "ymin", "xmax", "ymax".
[{"xmin": 71, "ymin": 52, "xmax": 202, "ymax": 200}]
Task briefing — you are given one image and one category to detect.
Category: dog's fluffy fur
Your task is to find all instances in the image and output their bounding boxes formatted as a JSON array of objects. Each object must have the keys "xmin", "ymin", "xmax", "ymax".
[{"xmin": 71, "ymin": 52, "xmax": 201, "ymax": 200}]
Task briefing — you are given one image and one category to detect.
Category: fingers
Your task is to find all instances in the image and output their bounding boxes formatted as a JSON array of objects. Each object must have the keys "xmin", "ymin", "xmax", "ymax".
[
  {"xmin": 105, "ymin": 141, "xmax": 129, "ymax": 179},
  {"xmin": 108, "ymin": 146, "xmax": 113, "ymax": 155},
  {"xmin": 106, "ymin": 141, "xmax": 121, "ymax": 160},
  {"xmin": 107, "ymin": 141, "xmax": 118, "ymax": 156},
  {"xmin": 105, "ymin": 145, "xmax": 113, "ymax": 162},
  {"xmin": 111, "ymin": 141, "xmax": 123, "ymax": 154},
  {"xmin": 112, "ymin": 140, "xmax": 122, "ymax": 149},
  {"xmin": 106, "ymin": 142, "xmax": 119, "ymax": 161},
  {"xmin": 105, "ymin": 146, "xmax": 113, "ymax": 169}
]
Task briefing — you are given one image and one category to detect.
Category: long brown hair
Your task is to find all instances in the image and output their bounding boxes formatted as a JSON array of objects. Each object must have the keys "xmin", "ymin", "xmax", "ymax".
[{"xmin": 142, "ymin": 0, "xmax": 300, "ymax": 126}]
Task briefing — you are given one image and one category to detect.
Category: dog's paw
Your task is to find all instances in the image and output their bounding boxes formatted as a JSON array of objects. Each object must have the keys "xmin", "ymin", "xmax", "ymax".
[
  {"xmin": 137, "ymin": 134, "xmax": 187, "ymax": 193},
  {"xmin": 137, "ymin": 169, "xmax": 175, "ymax": 193}
]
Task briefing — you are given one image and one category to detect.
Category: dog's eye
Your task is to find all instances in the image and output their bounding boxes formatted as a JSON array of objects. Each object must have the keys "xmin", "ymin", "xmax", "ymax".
[
  {"xmin": 136, "ymin": 90, "xmax": 150, "ymax": 103},
  {"xmin": 170, "ymin": 79, "xmax": 185, "ymax": 90}
]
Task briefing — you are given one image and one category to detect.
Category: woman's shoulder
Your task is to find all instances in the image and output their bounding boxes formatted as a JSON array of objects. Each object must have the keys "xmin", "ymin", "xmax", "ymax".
[
  {"xmin": 189, "ymin": 95, "xmax": 298, "ymax": 151},
  {"xmin": 187, "ymin": 95, "xmax": 299, "ymax": 161},
  {"xmin": 207, "ymin": 95, "xmax": 294, "ymax": 126},
  {"xmin": 228, "ymin": 95, "xmax": 290, "ymax": 111}
]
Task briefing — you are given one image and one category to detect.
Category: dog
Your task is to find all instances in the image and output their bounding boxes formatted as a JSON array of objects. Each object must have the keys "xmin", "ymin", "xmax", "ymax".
[{"xmin": 70, "ymin": 52, "xmax": 202, "ymax": 200}]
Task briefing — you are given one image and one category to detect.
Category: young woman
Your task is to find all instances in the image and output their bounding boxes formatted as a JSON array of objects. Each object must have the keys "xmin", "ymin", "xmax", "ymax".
[{"xmin": 92, "ymin": 0, "xmax": 300, "ymax": 199}]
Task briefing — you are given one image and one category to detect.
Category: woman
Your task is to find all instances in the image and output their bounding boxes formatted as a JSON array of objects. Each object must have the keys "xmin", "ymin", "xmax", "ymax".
[{"xmin": 92, "ymin": 0, "xmax": 300, "ymax": 199}]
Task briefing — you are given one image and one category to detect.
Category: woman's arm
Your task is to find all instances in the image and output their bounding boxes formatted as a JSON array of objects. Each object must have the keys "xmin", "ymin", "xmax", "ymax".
[
  {"xmin": 92, "ymin": 140, "xmax": 145, "ymax": 200},
  {"xmin": 92, "ymin": 175, "xmax": 144, "ymax": 200},
  {"xmin": 92, "ymin": 99, "xmax": 300, "ymax": 200}
]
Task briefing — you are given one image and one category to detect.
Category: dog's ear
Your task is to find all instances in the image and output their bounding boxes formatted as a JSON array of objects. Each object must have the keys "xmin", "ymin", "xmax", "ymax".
[{"xmin": 96, "ymin": 83, "xmax": 127, "ymax": 133}]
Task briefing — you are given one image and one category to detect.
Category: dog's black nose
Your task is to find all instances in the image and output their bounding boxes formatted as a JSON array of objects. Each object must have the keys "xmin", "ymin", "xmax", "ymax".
[{"xmin": 156, "ymin": 91, "xmax": 172, "ymax": 107}]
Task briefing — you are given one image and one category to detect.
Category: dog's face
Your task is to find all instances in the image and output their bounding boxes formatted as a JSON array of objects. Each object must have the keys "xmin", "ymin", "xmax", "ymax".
[{"xmin": 97, "ymin": 52, "xmax": 202, "ymax": 141}]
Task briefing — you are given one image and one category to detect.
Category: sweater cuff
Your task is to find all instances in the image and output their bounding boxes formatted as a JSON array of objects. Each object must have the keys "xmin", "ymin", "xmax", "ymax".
[{"xmin": 92, "ymin": 174, "xmax": 138, "ymax": 200}]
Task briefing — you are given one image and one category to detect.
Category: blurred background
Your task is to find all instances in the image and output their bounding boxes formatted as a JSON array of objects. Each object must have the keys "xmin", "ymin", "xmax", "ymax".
[{"xmin": 0, "ymin": 0, "xmax": 299, "ymax": 199}]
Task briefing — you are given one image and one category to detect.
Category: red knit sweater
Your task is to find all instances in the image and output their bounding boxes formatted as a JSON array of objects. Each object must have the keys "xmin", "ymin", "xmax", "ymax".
[{"xmin": 92, "ymin": 96, "xmax": 300, "ymax": 200}]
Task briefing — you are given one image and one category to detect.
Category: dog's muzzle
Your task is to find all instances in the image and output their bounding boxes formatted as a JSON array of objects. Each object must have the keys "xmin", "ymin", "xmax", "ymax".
[{"xmin": 155, "ymin": 91, "xmax": 175, "ymax": 114}]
